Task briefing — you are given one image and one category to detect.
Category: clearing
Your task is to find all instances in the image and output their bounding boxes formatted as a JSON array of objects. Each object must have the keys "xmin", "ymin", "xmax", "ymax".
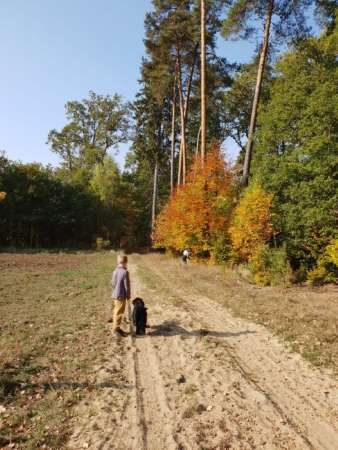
[{"xmin": 0, "ymin": 252, "xmax": 337, "ymax": 449}]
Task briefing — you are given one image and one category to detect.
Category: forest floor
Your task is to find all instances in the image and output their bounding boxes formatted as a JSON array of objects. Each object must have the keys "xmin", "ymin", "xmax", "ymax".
[{"xmin": 0, "ymin": 252, "xmax": 337, "ymax": 449}]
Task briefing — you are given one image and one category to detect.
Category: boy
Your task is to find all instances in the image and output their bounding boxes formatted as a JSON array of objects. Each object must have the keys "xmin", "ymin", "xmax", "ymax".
[{"xmin": 111, "ymin": 255, "xmax": 131, "ymax": 337}]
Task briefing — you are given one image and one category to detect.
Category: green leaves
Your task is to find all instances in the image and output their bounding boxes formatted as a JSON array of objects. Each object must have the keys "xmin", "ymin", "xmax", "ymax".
[
  {"xmin": 221, "ymin": 0, "xmax": 312, "ymax": 44},
  {"xmin": 221, "ymin": 0, "xmax": 255, "ymax": 39},
  {"xmin": 252, "ymin": 25, "xmax": 338, "ymax": 266},
  {"xmin": 90, "ymin": 156, "xmax": 120, "ymax": 206},
  {"xmin": 47, "ymin": 91, "xmax": 130, "ymax": 171}
]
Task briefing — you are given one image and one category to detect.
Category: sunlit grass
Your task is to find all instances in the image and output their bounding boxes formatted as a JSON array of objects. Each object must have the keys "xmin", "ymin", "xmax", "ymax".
[{"xmin": 0, "ymin": 252, "xmax": 115, "ymax": 449}]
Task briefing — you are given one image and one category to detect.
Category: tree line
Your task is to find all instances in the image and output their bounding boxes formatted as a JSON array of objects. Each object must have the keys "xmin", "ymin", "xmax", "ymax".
[{"xmin": 0, "ymin": 1, "xmax": 336, "ymax": 283}]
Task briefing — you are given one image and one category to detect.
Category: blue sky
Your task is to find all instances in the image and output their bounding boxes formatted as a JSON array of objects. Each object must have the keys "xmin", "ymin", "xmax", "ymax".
[{"xmin": 0, "ymin": 1, "xmax": 314, "ymax": 168}]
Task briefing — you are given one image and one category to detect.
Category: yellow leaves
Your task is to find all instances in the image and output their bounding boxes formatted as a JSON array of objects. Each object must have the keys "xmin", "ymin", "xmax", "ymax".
[
  {"xmin": 229, "ymin": 184, "xmax": 274, "ymax": 262},
  {"xmin": 326, "ymin": 239, "xmax": 338, "ymax": 266},
  {"xmin": 0, "ymin": 192, "xmax": 6, "ymax": 201},
  {"xmin": 308, "ymin": 239, "xmax": 338, "ymax": 285}
]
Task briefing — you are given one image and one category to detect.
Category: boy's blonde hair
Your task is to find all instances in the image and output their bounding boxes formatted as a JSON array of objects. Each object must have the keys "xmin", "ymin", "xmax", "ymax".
[{"xmin": 117, "ymin": 254, "xmax": 128, "ymax": 265}]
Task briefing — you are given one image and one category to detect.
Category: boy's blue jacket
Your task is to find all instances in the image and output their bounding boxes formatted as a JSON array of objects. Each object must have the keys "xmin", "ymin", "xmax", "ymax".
[{"xmin": 112, "ymin": 265, "xmax": 131, "ymax": 299}]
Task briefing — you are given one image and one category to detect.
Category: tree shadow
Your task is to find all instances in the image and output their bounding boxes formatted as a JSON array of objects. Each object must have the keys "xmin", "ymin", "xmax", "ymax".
[{"xmin": 147, "ymin": 320, "xmax": 256, "ymax": 338}]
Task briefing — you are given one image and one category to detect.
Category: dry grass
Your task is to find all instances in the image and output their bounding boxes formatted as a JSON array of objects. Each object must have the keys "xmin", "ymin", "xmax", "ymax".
[
  {"xmin": 0, "ymin": 251, "xmax": 115, "ymax": 449},
  {"xmin": 138, "ymin": 253, "xmax": 338, "ymax": 374}
]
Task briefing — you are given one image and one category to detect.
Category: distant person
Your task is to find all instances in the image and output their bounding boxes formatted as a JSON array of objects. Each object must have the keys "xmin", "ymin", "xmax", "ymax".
[
  {"xmin": 111, "ymin": 255, "xmax": 131, "ymax": 337},
  {"xmin": 182, "ymin": 249, "xmax": 190, "ymax": 264}
]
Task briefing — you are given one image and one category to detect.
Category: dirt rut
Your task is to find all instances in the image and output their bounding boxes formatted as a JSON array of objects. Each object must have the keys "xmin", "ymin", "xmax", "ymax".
[{"xmin": 68, "ymin": 257, "xmax": 338, "ymax": 450}]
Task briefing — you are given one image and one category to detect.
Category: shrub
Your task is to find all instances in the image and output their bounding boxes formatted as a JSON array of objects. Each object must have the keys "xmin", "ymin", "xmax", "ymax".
[
  {"xmin": 95, "ymin": 237, "xmax": 111, "ymax": 250},
  {"xmin": 211, "ymin": 235, "xmax": 232, "ymax": 264},
  {"xmin": 229, "ymin": 184, "xmax": 274, "ymax": 262},
  {"xmin": 308, "ymin": 239, "xmax": 338, "ymax": 285},
  {"xmin": 248, "ymin": 245, "xmax": 291, "ymax": 286},
  {"xmin": 290, "ymin": 265, "xmax": 308, "ymax": 283}
]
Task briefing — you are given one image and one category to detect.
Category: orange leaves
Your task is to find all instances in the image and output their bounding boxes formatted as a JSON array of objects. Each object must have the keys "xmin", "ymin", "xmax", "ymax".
[
  {"xmin": 229, "ymin": 184, "xmax": 274, "ymax": 262},
  {"xmin": 0, "ymin": 192, "xmax": 6, "ymax": 201},
  {"xmin": 155, "ymin": 145, "xmax": 234, "ymax": 256},
  {"xmin": 155, "ymin": 152, "xmax": 275, "ymax": 266}
]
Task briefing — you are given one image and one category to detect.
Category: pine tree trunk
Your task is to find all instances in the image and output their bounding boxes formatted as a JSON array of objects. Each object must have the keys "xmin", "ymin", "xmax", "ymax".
[
  {"xmin": 200, "ymin": 0, "xmax": 206, "ymax": 165},
  {"xmin": 151, "ymin": 159, "xmax": 159, "ymax": 238},
  {"xmin": 177, "ymin": 45, "xmax": 198, "ymax": 186},
  {"xmin": 178, "ymin": 138, "xmax": 183, "ymax": 187},
  {"xmin": 241, "ymin": 0, "xmax": 274, "ymax": 187},
  {"xmin": 196, "ymin": 126, "xmax": 201, "ymax": 157},
  {"xmin": 170, "ymin": 68, "xmax": 177, "ymax": 193},
  {"xmin": 183, "ymin": 44, "xmax": 198, "ymax": 123},
  {"xmin": 177, "ymin": 50, "xmax": 186, "ymax": 186},
  {"xmin": 182, "ymin": 135, "xmax": 186, "ymax": 185}
]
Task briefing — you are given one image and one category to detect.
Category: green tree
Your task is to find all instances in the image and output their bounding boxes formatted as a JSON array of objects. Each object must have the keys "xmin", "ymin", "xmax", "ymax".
[
  {"xmin": 90, "ymin": 156, "xmax": 120, "ymax": 206},
  {"xmin": 315, "ymin": 0, "xmax": 337, "ymax": 31},
  {"xmin": 89, "ymin": 156, "xmax": 127, "ymax": 245},
  {"xmin": 141, "ymin": 0, "xmax": 229, "ymax": 186},
  {"xmin": 252, "ymin": 24, "xmax": 338, "ymax": 266},
  {"xmin": 131, "ymin": 85, "xmax": 171, "ymax": 234},
  {"xmin": 222, "ymin": 0, "xmax": 313, "ymax": 186},
  {"xmin": 221, "ymin": 58, "xmax": 271, "ymax": 155},
  {"xmin": 0, "ymin": 155, "xmax": 97, "ymax": 247},
  {"xmin": 48, "ymin": 91, "xmax": 130, "ymax": 170},
  {"xmin": 0, "ymin": 153, "xmax": 131, "ymax": 248}
]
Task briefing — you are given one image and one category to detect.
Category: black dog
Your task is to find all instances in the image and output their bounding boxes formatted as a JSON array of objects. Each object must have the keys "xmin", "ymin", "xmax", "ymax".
[{"xmin": 132, "ymin": 297, "xmax": 147, "ymax": 335}]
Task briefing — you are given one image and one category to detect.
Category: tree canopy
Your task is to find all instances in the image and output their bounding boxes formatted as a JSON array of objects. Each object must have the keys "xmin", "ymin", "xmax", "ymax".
[
  {"xmin": 252, "ymin": 25, "xmax": 338, "ymax": 266},
  {"xmin": 48, "ymin": 91, "xmax": 130, "ymax": 171}
]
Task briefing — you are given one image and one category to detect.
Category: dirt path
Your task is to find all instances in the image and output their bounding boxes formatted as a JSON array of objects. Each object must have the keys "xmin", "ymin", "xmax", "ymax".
[{"xmin": 68, "ymin": 256, "xmax": 338, "ymax": 450}]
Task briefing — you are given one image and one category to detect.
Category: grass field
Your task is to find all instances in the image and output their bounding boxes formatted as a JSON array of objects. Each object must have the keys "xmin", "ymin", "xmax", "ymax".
[
  {"xmin": 0, "ymin": 251, "xmax": 337, "ymax": 449},
  {"xmin": 0, "ymin": 252, "xmax": 114, "ymax": 449}
]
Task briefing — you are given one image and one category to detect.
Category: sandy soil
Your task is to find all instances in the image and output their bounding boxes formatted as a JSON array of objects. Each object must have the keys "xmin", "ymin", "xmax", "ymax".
[{"xmin": 67, "ymin": 256, "xmax": 338, "ymax": 450}]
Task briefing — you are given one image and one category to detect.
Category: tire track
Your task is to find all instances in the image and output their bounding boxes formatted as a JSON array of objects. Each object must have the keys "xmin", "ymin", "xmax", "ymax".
[
  {"xmin": 128, "ymin": 264, "xmax": 179, "ymax": 450},
  {"xmin": 131, "ymin": 343, "xmax": 148, "ymax": 450},
  {"xmin": 143, "ymin": 257, "xmax": 338, "ymax": 450},
  {"xmin": 187, "ymin": 296, "xmax": 338, "ymax": 450},
  {"xmin": 178, "ymin": 298, "xmax": 317, "ymax": 450}
]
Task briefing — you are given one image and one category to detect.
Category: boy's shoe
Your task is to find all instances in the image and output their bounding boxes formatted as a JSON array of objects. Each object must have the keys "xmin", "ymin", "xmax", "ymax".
[{"xmin": 114, "ymin": 328, "xmax": 128, "ymax": 337}]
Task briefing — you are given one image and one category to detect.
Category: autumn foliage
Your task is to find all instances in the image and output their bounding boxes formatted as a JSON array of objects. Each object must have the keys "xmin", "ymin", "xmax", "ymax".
[
  {"xmin": 229, "ymin": 184, "xmax": 274, "ymax": 262},
  {"xmin": 155, "ymin": 146, "xmax": 234, "ymax": 258},
  {"xmin": 308, "ymin": 239, "xmax": 338, "ymax": 285}
]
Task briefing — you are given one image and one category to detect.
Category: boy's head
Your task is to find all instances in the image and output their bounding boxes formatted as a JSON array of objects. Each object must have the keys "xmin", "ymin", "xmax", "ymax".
[{"xmin": 117, "ymin": 254, "xmax": 128, "ymax": 267}]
